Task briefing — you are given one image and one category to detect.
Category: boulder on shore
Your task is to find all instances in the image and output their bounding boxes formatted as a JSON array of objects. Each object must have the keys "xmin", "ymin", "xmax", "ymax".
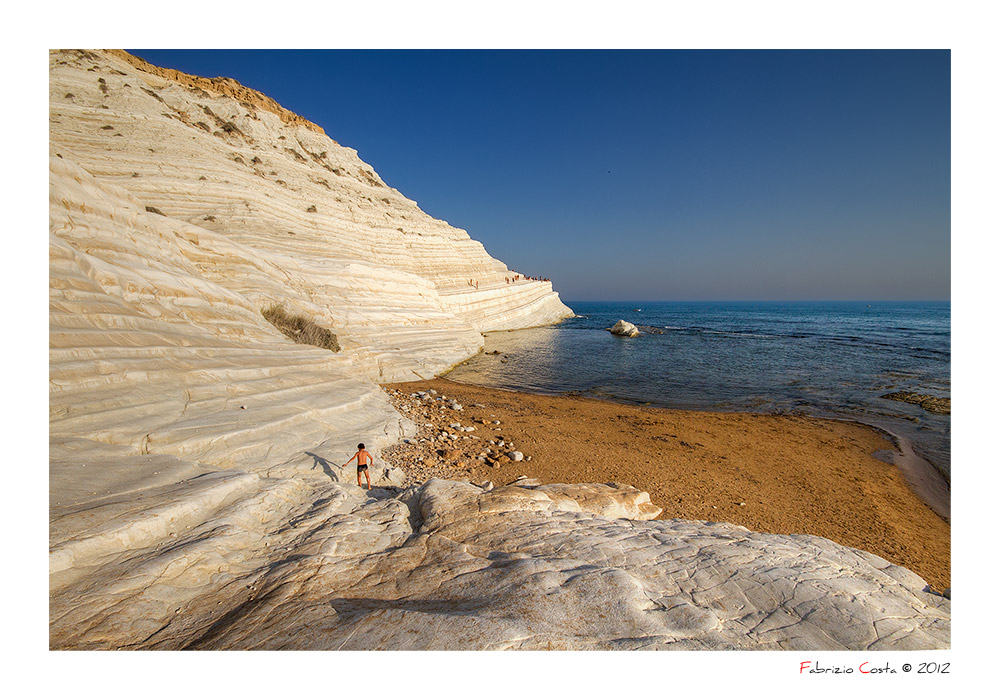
[{"xmin": 608, "ymin": 320, "xmax": 640, "ymax": 337}]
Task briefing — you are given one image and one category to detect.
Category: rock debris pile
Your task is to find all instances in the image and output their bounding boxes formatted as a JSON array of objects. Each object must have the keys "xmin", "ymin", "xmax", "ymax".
[{"xmin": 381, "ymin": 387, "xmax": 529, "ymax": 486}]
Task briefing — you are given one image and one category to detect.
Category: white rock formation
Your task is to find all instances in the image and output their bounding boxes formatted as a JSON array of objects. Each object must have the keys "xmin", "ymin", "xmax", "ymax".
[
  {"xmin": 49, "ymin": 48, "xmax": 571, "ymax": 474},
  {"xmin": 49, "ymin": 50, "xmax": 949, "ymax": 650},
  {"xmin": 609, "ymin": 319, "xmax": 640, "ymax": 337},
  {"xmin": 50, "ymin": 477, "xmax": 948, "ymax": 650}
]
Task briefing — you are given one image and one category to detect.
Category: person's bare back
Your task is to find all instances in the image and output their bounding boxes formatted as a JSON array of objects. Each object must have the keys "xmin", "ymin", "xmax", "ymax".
[{"xmin": 343, "ymin": 442, "xmax": 372, "ymax": 489}]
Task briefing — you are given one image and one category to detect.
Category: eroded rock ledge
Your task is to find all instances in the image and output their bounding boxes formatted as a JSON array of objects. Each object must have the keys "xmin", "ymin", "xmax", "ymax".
[
  {"xmin": 104, "ymin": 49, "xmax": 327, "ymax": 135},
  {"xmin": 50, "ymin": 476, "xmax": 949, "ymax": 650}
]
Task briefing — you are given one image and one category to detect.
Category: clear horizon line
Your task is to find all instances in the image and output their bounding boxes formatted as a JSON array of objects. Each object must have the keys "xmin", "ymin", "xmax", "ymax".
[{"xmin": 561, "ymin": 298, "xmax": 951, "ymax": 304}]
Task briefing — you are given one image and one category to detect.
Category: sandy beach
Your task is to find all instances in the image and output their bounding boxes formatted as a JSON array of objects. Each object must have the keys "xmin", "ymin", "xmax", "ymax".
[{"xmin": 383, "ymin": 377, "xmax": 950, "ymax": 592}]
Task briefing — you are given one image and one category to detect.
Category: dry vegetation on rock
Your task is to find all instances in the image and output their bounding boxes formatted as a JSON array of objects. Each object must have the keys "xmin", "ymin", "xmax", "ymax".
[{"xmin": 262, "ymin": 303, "xmax": 340, "ymax": 352}]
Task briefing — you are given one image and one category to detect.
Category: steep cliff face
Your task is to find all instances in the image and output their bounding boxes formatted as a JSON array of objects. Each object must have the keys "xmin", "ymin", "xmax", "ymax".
[
  {"xmin": 50, "ymin": 48, "xmax": 570, "ymax": 475},
  {"xmin": 49, "ymin": 49, "xmax": 570, "ymax": 370},
  {"xmin": 48, "ymin": 50, "xmax": 949, "ymax": 650}
]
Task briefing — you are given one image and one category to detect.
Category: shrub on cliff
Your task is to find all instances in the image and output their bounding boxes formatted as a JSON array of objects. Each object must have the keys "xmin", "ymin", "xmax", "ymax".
[{"xmin": 262, "ymin": 303, "xmax": 340, "ymax": 352}]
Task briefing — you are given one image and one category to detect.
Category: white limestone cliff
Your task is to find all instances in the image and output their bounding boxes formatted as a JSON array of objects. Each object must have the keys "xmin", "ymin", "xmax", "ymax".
[
  {"xmin": 50, "ymin": 48, "xmax": 570, "ymax": 474},
  {"xmin": 48, "ymin": 50, "xmax": 949, "ymax": 650}
]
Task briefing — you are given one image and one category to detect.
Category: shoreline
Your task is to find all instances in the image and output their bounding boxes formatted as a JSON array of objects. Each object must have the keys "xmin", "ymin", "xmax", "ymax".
[
  {"xmin": 452, "ymin": 306, "xmax": 951, "ymax": 490},
  {"xmin": 864, "ymin": 426, "xmax": 951, "ymax": 522},
  {"xmin": 444, "ymin": 369, "xmax": 952, "ymax": 522},
  {"xmin": 382, "ymin": 377, "xmax": 951, "ymax": 592}
]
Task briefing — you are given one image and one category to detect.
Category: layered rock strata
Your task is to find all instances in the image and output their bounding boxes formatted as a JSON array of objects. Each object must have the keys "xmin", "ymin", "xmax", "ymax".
[
  {"xmin": 49, "ymin": 50, "xmax": 949, "ymax": 650},
  {"xmin": 50, "ymin": 48, "xmax": 570, "ymax": 475}
]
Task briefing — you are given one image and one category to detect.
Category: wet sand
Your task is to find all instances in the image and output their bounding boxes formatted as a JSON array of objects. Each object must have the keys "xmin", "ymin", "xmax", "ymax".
[{"xmin": 383, "ymin": 377, "xmax": 950, "ymax": 592}]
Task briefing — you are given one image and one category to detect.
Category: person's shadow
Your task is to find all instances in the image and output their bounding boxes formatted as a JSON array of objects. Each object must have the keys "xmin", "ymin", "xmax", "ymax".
[{"xmin": 306, "ymin": 451, "xmax": 338, "ymax": 482}]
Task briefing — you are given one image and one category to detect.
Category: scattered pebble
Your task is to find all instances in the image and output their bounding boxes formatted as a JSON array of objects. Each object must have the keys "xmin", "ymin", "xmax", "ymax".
[{"xmin": 382, "ymin": 385, "xmax": 536, "ymax": 488}]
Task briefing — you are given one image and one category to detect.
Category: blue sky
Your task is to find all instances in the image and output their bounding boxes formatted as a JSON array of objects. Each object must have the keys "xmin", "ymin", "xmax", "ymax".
[{"xmin": 129, "ymin": 49, "xmax": 950, "ymax": 301}]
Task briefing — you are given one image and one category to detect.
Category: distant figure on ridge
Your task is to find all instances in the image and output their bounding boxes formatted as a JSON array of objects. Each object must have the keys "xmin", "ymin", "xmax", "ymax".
[{"xmin": 343, "ymin": 442, "xmax": 372, "ymax": 489}]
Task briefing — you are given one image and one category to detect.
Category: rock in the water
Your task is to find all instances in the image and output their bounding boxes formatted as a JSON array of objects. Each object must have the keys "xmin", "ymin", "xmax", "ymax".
[
  {"xmin": 608, "ymin": 320, "xmax": 640, "ymax": 337},
  {"xmin": 881, "ymin": 392, "xmax": 951, "ymax": 415}
]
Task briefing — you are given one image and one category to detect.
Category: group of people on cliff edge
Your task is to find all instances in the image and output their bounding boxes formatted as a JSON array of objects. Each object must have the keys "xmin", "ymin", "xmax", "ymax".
[{"xmin": 504, "ymin": 274, "xmax": 550, "ymax": 284}]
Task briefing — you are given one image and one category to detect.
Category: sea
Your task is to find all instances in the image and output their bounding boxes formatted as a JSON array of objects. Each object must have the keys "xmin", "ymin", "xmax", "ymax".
[{"xmin": 445, "ymin": 301, "xmax": 951, "ymax": 482}]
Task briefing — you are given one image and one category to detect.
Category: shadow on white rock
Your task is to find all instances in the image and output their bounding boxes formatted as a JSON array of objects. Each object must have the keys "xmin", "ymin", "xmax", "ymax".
[{"xmin": 51, "ymin": 477, "xmax": 949, "ymax": 651}]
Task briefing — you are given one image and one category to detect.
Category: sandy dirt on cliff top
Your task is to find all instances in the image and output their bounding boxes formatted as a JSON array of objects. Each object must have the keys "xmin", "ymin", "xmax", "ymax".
[{"xmin": 383, "ymin": 377, "xmax": 950, "ymax": 592}]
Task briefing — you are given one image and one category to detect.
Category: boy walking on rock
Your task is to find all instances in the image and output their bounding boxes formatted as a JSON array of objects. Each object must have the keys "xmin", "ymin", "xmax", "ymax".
[{"xmin": 343, "ymin": 442, "xmax": 373, "ymax": 489}]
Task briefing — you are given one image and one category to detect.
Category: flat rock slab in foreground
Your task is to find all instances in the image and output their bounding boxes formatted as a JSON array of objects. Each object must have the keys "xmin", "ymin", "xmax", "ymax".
[{"xmin": 50, "ymin": 477, "xmax": 949, "ymax": 650}]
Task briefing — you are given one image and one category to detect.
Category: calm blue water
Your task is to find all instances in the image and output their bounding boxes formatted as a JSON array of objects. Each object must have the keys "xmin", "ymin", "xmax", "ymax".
[{"xmin": 445, "ymin": 301, "xmax": 951, "ymax": 479}]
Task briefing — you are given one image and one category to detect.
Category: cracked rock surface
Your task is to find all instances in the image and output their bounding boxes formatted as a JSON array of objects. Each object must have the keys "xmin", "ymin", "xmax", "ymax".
[{"xmin": 51, "ymin": 474, "xmax": 948, "ymax": 650}]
